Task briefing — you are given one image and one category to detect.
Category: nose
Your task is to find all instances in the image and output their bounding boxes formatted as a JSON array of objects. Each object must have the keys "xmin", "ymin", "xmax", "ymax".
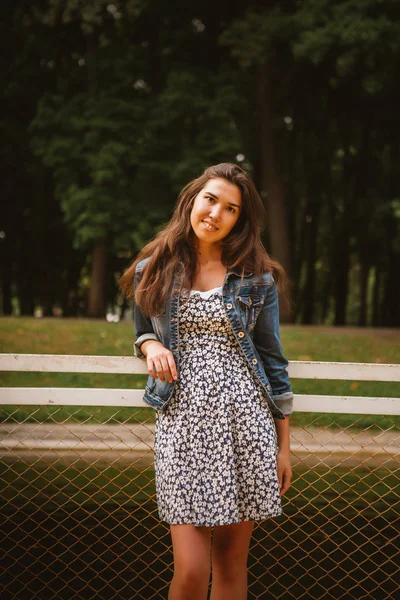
[{"xmin": 209, "ymin": 205, "xmax": 222, "ymax": 221}]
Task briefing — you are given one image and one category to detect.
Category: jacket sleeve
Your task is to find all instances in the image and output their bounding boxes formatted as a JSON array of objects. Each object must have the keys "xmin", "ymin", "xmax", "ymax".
[
  {"xmin": 133, "ymin": 265, "xmax": 158, "ymax": 359},
  {"xmin": 253, "ymin": 280, "xmax": 293, "ymax": 416}
]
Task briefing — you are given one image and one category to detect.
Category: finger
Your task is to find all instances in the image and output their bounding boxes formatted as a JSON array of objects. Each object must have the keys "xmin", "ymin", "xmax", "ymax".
[
  {"xmin": 159, "ymin": 357, "xmax": 173, "ymax": 383},
  {"xmin": 280, "ymin": 470, "xmax": 292, "ymax": 496},
  {"xmin": 167, "ymin": 354, "xmax": 178, "ymax": 380},
  {"xmin": 277, "ymin": 467, "xmax": 283, "ymax": 493},
  {"xmin": 147, "ymin": 359, "xmax": 158, "ymax": 379},
  {"xmin": 153, "ymin": 358, "xmax": 165, "ymax": 382}
]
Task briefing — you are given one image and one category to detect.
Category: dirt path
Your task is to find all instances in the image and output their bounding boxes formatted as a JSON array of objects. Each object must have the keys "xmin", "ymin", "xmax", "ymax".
[{"xmin": 0, "ymin": 423, "xmax": 398, "ymax": 466}]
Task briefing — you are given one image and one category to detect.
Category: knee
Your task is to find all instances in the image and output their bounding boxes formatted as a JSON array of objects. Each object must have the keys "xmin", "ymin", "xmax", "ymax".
[
  {"xmin": 174, "ymin": 562, "xmax": 210, "ymax": 591},
  {"xmin": 212, "ymin": 543, "xmax": 249, "ymax": 580}
]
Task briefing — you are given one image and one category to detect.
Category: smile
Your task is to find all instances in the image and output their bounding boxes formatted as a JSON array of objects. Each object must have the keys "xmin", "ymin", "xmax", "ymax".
[{"xmin": 202, "ymin": 221, "xmax": 218, "ymax": 231}]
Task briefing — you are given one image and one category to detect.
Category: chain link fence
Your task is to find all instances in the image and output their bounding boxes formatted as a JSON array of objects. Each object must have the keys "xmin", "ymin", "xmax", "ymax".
[{"xmin": 0, "ymin": 404, "xmax": 399, "ymax": 600}]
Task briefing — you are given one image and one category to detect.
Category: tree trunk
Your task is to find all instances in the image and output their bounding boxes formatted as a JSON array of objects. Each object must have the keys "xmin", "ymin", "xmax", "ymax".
[
  {"xmin": 256, "ymin": 63, "xmax": 292, "ymax": 322},
  {"xmin": 87, "ymin": 238, "xmax": 107, "ymax": 318},
  {"xmin": 371, "ymin": 267, "xmax": 381, "ymax": 326},
  {"xmin": 358, "ymin": 261, "xmax": 369, "ymax": 327},
  {"xmin": 18, "ymin": 280, "xmax": 35, "ymax": 316},
  {"xmin": 333, "ymin": 130, "xmax": 355, "ymax": 327},
  {"xmin": 320, "ymin": 271, "xmax": 332, "ymax": 323},
  {"xmin": 292, "ymin": 193, "xmax": 308, "ymax": 322},
  {"xmin": 85, "ymin": 32, "xmax": 108, "ymax": 320},
  {"xmin": 302, "ymin": 199, "xmax": 320, "ymax": 324},
  {"xmin": 61, "ymin": 250, "xmax": 85, "ymax": 317},
  {"xmin": 17, "ymin": 241, "xmax": 35, "ymax": 316},
  {"xmin": 381, "ymin": 217, "xmax": 399, "ymax": 326},
  {"xmin": 1, "ymin": 234, "xmax": 12, "ymax": 315},
  {"xmin": 334, "ymin": 222, "xmax": 350, "ymax": 326}
]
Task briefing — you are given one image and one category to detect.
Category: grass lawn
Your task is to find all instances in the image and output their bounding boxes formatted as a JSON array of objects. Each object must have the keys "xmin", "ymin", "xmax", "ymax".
[{"xmin": 0, "ymin": 317, "xmax": 399, "ymax": 429}]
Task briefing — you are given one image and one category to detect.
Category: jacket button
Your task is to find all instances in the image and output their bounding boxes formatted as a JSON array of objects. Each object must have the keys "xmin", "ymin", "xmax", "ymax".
[
  {"xmin": 226, "ymin": 303, "xmax": 232, "ymax": 309},
  {"xmin": 267, "ymin": 385, "xmax": 271, "ymax": 390},
  {"xmin": 238, "ymin": 332, "xmax": 245, "ymax": 338},
  {"xmin": 252, "ymin": 358, "xmax": 258, "ymax": 365}
]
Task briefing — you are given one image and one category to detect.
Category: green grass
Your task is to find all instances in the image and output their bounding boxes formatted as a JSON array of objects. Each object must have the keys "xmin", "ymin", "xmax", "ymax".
[
  {"xmin": 1, "ymin": 317, "xmax": 399, "ymax": 429},
  {"xmin": 1, "ymin": 461, "xmax": 398, "ymax": 514},
  {"xmin": 0, "ymin": 460, "xmax": 154, "ymax": 508}
]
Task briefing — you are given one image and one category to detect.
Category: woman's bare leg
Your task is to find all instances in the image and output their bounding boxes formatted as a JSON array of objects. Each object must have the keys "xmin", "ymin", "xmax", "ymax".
[
  {"xmin": 168, "ymin": 524, "xmax": 212, "ymax": 600},
  {"xmin": 209, "ymin": 520, "xmax": 255, "ymax": 600}
]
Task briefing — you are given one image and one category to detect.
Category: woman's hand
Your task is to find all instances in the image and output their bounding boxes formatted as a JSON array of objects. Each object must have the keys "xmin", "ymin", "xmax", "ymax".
[
  {"xmin": 140, "ymin": 340, "xmax": 178, "ymax": 384},
  {"xmin": 274, "ymin": 416, "xmax": 292, "ymax": 495},
  {"xmin": 276, "ymin": 449, "xmax": 292, "ymax": 496}
]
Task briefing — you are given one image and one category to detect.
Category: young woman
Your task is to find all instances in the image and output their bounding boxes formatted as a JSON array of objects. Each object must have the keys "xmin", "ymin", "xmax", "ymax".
[{"xmin": 119, "ymin": 163, "xmax": 293, "ymax": 600}]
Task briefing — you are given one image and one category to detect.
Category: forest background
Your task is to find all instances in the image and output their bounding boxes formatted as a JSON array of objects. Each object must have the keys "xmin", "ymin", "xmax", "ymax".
[{"xmin": 1, "ymin": 0, "xmax": 399, "ymax": 327}]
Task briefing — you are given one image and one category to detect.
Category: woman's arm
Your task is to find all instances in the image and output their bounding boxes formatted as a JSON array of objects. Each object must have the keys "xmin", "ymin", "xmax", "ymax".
[
  {"xmin": 133, "ymin": 266, "xmax": 158, "ymax": 358},
  {"xmin": 133, "ymin": 303, "xmax": 158, "ymax": 358},
  {"xmin": 274, "ymin": 415, "xmax": 292, "ymax": 496},
  {"xmin": 253, "ymin": 279, "xmax": 293, "ymax": 416},
  {"xmin": 133, "ymin": 265, "xmax": 178, "ymax": 382},
  {"xmin": 252, "ymin": 277, "xmax": 293, "ymax": 494}
]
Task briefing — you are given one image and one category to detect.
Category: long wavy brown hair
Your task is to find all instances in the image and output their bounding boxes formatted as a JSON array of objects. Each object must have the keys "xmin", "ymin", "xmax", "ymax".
[{"xmin": 119, "ymin": 163, "xmax": 291, "ymax": 315}]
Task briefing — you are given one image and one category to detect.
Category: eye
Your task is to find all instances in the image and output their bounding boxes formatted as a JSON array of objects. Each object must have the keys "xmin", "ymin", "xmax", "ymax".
[
  {"xmin": 206, "ymin": 196, "xmax": 215, "ymax": 203},
  {"xmin": 227, "ymin": 206, "xmax": 236, "ymax": 213}
]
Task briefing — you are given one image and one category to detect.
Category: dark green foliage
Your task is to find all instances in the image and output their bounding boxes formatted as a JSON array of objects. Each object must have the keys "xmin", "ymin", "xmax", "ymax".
[{"xmin": 1, "ymin": 0, "xmax": 399, "ymax": 324}]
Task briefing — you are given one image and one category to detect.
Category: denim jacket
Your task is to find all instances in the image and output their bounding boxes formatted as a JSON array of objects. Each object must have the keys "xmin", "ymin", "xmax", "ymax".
[{"xmin": 133, "ymin": 258, "xmax": 293, "ymax": 420}]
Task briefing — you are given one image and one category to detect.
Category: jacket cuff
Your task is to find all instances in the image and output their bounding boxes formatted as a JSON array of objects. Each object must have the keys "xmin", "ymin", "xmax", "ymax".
[
  {"xmin": 134, "ymin": 333, "xmax": 159, "ymax": 358},
  {"xmin": 272, "ymin": 391, "xmax": 293, "ymax": 416}
]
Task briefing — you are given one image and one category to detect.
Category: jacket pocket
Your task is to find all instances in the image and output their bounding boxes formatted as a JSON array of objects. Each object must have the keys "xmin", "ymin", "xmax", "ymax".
[{"xmin": 238, "ymin": 295, "xmax": 264, "ymax": 330}]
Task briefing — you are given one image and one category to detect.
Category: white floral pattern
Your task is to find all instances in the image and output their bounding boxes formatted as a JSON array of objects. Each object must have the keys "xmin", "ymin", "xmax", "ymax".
[{"xmin": 154, "ymin": 289, "xmax": 283, "ymax": 527}]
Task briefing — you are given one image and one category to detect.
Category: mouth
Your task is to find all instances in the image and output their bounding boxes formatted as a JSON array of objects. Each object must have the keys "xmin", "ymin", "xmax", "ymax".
[{"xmin": 202, "ymin": 220, "xmax": 218, "ymax": 232}]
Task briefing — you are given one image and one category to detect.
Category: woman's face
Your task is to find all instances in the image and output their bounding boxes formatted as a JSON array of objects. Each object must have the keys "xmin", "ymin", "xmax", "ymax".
[{"xmin": 190, "ymin": 178, "xmax": 242, "ymax": 245}]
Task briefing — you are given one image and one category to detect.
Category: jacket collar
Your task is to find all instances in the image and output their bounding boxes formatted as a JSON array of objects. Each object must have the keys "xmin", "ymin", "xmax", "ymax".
[
  {"xmin": 226, "ymin": 267, "xmax": 253, "ymax": 278},
  {"xmin": 172, "ymin": 265, "xmax": 253, "ymax": 291}
]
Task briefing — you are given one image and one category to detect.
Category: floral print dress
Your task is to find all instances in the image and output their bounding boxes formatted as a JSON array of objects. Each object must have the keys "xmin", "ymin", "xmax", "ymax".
[{"xmin": 154, "ymin": 286, "xmax": 283, "ymax": 527}]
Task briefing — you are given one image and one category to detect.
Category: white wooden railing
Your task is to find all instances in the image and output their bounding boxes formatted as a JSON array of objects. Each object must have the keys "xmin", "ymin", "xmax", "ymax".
[{"xmin": 0, "ymin": 354, "xmax": 399, "ymax": 415}]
